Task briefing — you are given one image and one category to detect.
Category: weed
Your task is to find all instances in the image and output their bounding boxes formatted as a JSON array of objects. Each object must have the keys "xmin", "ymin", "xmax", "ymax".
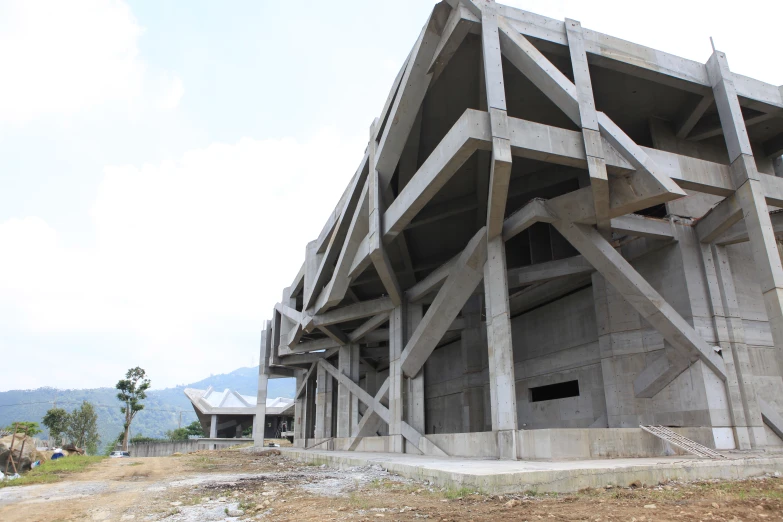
[{"xmin": 443, "ymin": 486, "xmax": 475, "ymax": 499}]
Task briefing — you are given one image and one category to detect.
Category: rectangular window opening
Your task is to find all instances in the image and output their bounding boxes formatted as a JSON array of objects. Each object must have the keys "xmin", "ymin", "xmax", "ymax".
[{"xmin": 530, "ymin": 380, "xmax": 579, "ymax": 402}]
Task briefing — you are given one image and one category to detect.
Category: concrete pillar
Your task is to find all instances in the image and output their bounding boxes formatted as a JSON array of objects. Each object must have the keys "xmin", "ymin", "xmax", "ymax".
[
  {"xmin": 337, "ymin": 344, "xmax": 360, "ymax": 438},
  {"xmin": 315, "ymin": 363, "xmax": 333, "ymax": 439},
  {"xmin": 388, "ymin": 303, "xmax": 405, "ymax": 452},
  {"xmin": 460, "ymin": 295, "xmax": 486, "ymax": 433},
  {"xmin": 674, "ymin": 224, "xmax": 743, "ymax": 446},
  {"xmin": 253, "ymin": 321, "xmax": 271, "ymax": 447},
  {"xmin": 293, "ymin": 369, "xmax": 305, "ymax": 447},
  {"xmin": 565, "ymin": 18, "xmax": 610, "ymax": 235},
  {"xmin": 706, "ymin": 244, "xmax": 767, "ymax": 447},
  {"xmin": 483, "ymin": 236, "xmax": 518, "ymax": 459},
  {"xmin": 209, "ymin": 414, "xmax": 217, "ymax": 438},
  {"xmin": 708, "ymin": 50, "xmax": 783, "ymax": 379},
  {"xmin": 406, "ymin": 304, "xmax": 425, "ymax": 435},
  {"xmin": 305, "ymin": 375, "xmax": 317, "ymax": 443},
  {"xmin": 774, "ymin": 156, "xmax": 783, "ymax": 178}
]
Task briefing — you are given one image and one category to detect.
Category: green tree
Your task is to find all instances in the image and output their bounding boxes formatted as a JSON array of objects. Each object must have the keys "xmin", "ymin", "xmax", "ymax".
[
  {"xmin": 42, "ymin": 408, "xmax": 69, "ymax": 444},
  {"xmin": 66, "ymin": 401, "xmax": 100, "ymax": 454},
  {"xmin": 166, "ymin": 428, "xmax": 189, "ymax": 441},
  {"xmin": 116, "ymin": 367, "xmax": 151, "ymax": 451},
  {"xmin": 4, "ymin": 421, "xmax": 42, "ymax": 436},
  {"xmin": 185, "ymin": 420, "xmax": 204, "ymax": 437}
]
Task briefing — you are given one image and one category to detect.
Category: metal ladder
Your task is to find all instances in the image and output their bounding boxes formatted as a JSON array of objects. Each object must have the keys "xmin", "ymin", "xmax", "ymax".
[{"xmin": 640, "ymin": 425, "xmax": 730, "ymax": 459}]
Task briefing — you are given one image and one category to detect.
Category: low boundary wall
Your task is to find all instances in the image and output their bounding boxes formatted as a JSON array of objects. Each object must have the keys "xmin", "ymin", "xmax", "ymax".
[{"xmin": 130, "ymin": 438, "xmax": 252, "ymax": 457}]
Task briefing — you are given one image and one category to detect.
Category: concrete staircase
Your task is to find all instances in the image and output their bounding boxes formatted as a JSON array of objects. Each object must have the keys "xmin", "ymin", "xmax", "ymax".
[{"xmin": 640, "ymin": 425, "xmax": 730, "ymax": 459}]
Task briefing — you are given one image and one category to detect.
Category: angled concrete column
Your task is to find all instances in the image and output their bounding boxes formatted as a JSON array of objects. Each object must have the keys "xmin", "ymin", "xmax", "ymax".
[
  {"xmin": 253, "ymin": 321, "xmax": 271, "ymax": 446},
  {"xmin": 565, "ymin": 18, "xmax": 609, "ymax": 234},
  {"xmin": 388, "ymin": 304, "xmax": 406, "ymax": 452},
  {"xmin": 406, "ymin": 304, "xmax": 425, "ymax": 435},
  {"xmin": 483, "ymin": 236, "xmax": 518, "ymax": 459},
  {"xmin": 337, "ymin": 344, "xmax": 360, "ymax": 438},
  {"xmin": 708, "ymin": 50, "xmax": 783, "ymax": 378}
]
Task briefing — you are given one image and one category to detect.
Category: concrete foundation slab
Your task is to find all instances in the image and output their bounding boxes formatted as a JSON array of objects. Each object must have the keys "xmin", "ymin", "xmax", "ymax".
[{"xmin": 282, "ymin": 447, "xmax": 783, "ymax": 494}]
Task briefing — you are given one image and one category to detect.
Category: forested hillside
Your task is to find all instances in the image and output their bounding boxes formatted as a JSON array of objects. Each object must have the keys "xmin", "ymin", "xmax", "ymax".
[{"xmin": 0, "ymin": 366, "xmax": 294, "ymax": 451}]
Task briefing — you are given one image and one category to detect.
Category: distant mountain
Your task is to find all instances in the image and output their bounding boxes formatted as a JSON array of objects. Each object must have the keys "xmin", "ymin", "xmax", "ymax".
[{"xmin": 0, "ymin": 366, "xmax": 294, "ymax": 452}]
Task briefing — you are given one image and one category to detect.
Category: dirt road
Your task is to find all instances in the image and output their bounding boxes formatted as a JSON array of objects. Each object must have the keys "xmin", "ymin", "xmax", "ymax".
[{"xmin": 1, "ymin": 448, "xmax": 782, "ymax": 521}]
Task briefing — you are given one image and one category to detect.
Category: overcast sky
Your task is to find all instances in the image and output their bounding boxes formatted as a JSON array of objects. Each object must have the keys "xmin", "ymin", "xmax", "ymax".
[{"xmin": 1, "ymin": 0, "xmax": 781, "ymax": 392}]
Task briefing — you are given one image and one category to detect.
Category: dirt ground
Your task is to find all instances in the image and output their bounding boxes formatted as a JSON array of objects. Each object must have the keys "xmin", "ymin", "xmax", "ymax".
[{"xmin": 1, "ymin": 447, "xmax": 782, "ymax": 522}]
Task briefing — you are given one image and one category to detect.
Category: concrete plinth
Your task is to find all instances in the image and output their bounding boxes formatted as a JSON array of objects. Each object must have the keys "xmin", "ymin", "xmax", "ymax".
[{"xmin": 283, "ymin": 447, "xmax": 783, "ymax": 494}]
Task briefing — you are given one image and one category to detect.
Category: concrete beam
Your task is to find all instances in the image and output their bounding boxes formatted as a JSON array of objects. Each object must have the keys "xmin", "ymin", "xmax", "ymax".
[
  {"xmin": 675, "ymin": 94, "xmax": 714, "ymax": 139},
  {"xmin": 713, "ymin": 210, "xmax": 783, "ymax": 246},
  {"xmin": 554, "ymin": 221, "xmax": 726, "ymax": 379},
  {"xmin": 765, "ymin": 132, "xmax": 783, "ymax": 159},
  {"xmin": 496, "ymin": 4, "xmax": 783, "ymax": 111},
  {"xmin": 316, "ymin": 180, "xmax": 369, "ymax": 313},
  {"xmin": 375, "ymin": 4, "xmax": 449, "ymax": 187},
  {"xmin": 633, "ymin": 350, "xmax": 691, "ymax": 399},
  {"xmin": 383, "ymin": 109, "xmax": 489, "ymax": 242},
  {"xmin": 566, "ymin": 18, "xmax": 609, "ymax": 234},
  {"xmin": 497, "ymin": 15, "xmax": 580, "ymax": 124},
  {"xmin": 760, "ymin": 398, "xmax": 783, "ymax": 442},
  {"xmin": 428, "ymin": 3, "xmax": 478, "ymax": 85},
  {"xmin": 304, "ymin": 153, "xmax": 369, "ymax": 310},
  {"xmin": 405, "ymin": 254, "xmax": 459, "ymax": 303},
  {"xmin": 309, "ymin": 297, "xmax": 395, "ymax": 331},
  {"xmin": 597, "ymin": 112, "xmax": 687, "ymax": 210},
  {"xmin": 696, "ymin": 193, "xmax": 743, "ymax": 243},
  {"xmin": 689, "ymin": 111, "xmax": 781, "ymax": 142},
  {"xmin": 502, "ymin": 198, "xmax": 556, "ymax": 241},
  {"xmin": 318, "ymin": 325, "xmax": 350, "ymax": 346},
  {"xmin": 318, "ymin": 359, "xmax": 448, "ymax": 456},
  {"xmin": 609, "ymin": 214, "xmax": 673, "ymax": 240},
  {"xmin": 348, "ymin": 313, "xmax": 390, "ymax": 343},
  {"xmin": 400, "ymin": 227, "xmax": 488, "ymax": 378},
  {"xmin": 507, "ymin": 255, "xmax": 593, "ymax": 288},
  {"xmin": 479, "ymin": 3, "xmax": 513, "ymax": 240}
]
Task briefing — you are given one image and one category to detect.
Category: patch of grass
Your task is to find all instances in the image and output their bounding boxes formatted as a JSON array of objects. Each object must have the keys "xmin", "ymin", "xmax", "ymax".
[
  {"xmin": 0, "ymin": 455, "xmax": 105, "ymax": 489},
  {"xmin": 239, "ymin": 499, "xmax": 256, "ymax": 511},
  {"xmin": 443, "ymin": 486, "xmax": 475, "ymax": 499},
  {"xmin": 347, "ymin": 491, "xmax": 370, "ymax": 510},
  {"xmin": 127, "ymin": 461, "xmax": 143, "ymax": 466}
]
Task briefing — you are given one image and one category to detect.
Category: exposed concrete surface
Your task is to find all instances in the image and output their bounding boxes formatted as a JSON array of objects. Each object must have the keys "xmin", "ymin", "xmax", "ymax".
[{"xmin": 283, "ymin": 447, "xmax": 783, "ymax": 493}]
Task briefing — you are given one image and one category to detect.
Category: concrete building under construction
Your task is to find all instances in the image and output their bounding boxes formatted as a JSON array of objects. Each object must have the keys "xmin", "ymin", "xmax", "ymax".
[{"xmin": 253, "ymin": 0, "xmax": 783, "ymax": 460}]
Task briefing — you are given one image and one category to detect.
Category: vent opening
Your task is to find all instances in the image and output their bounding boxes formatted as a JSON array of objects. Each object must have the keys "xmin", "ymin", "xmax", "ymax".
[{"xmin": 530, "ymin": 380, "xmax": 579, "ymax": 402}]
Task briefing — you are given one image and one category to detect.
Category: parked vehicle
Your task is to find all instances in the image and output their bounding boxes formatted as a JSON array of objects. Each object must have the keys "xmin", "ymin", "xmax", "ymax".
[{"xmin": 109, "ymin": 451, "xmax": 130, "ymax": 458}]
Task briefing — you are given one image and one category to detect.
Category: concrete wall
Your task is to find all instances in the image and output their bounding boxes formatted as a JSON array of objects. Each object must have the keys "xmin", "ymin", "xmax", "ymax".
[
  {"xmin": 130, "ymin": 439, "xmax": 251, "ymax": 457},
  {"xmin": 727, "ymin": 242, "xmax": 783, "ymax": 445},
  {"xmin": 130, "ymin": 441, "xmax": 201, "ymax": 457},
  {"xmin": 512, "ymin": 287, "xmax": 605, "ymax": 429}
]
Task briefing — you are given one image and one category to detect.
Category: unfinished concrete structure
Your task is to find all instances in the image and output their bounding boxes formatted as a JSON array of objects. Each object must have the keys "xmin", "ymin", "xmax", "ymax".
[
  {"xmin": 186, "ymin": 387, "xmax": 294, "ymax": 439},
  {"xmin": 254, "ymin": 0, "xmax": 783, "ymax": 460}
]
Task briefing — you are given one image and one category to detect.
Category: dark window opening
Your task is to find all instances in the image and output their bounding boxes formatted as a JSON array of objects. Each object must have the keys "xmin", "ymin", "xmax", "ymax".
[
  {"xmin": 530, "ymin": 380, "xmax": 580, "ymax": 402},
  {"xmin": 635, "ymin": 204, "xmax": 667, "ymax": 219}
]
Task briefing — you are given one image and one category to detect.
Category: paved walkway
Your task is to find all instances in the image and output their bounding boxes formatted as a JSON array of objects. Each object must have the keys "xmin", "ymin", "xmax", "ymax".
[{"xmin": 282, "ymin": 447, "xmax": 783, "ymax": 493}]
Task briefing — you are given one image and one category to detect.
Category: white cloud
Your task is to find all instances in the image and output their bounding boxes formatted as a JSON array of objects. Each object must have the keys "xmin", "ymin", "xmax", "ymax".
[
  {"xmin": 0, "ymin": 0, "xmax": 182, "ymax": 123},
  {"xmin": 0, "ymin": 129, "xmax": 366, "ymax": 390}
]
